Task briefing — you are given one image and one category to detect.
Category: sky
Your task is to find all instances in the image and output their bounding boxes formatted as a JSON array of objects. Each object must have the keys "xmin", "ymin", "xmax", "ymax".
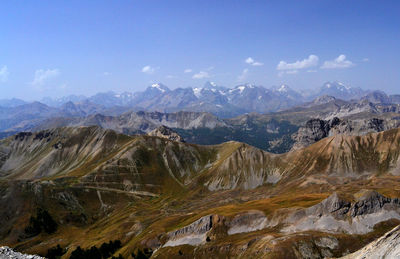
[{"xmin": 1, "ymin": 0, "xmax": 399, "ymax": 100}]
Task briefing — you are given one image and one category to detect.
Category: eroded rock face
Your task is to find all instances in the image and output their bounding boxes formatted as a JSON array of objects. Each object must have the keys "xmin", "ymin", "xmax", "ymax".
[
  {"xmin": 0, "ymin": 246, "xmax": 45, "ymax": 259},
  {"xmin": 291, "ymin": 117, "xmax": 396, "ymax": 150},
  {"xmin": 164, "ymin": 215, "xmax": 213, "ymax": 247},
  {"xmin": 227, "ymin": 210, "xmax": 268, "ymax": 235},
  {"xmin": 291, "ymin": 117, "xmax": 340, "ymax": 150},
  {"xmin": 283, "ymin": 191, "xmax": 400, "ymax": 234},
  {"xmin": 164, "ymin": 211, "xmax": 270, "ymax": 247},
  {"xmin": 340, "ymin": 225, "xmax": 400, "ymax": 259},
  {"xmin": 147, "ymin": 125, "xmax": 185, "ymax": 142}
]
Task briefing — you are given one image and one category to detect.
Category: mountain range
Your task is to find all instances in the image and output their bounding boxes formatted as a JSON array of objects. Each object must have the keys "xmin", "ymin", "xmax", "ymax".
[
  {"xmin": 1, "ymin": 81, "xmax": 376, "ymax": 118},
  {"xmin": 1, "ymin": 85, "xmax": 400, "ymax": 154}
]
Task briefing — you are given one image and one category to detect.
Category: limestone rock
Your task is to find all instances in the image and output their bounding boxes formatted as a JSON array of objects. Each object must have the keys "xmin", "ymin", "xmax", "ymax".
[{"xmin": 147, "ymin": 125, "xmax": 185, "ymax": 142}]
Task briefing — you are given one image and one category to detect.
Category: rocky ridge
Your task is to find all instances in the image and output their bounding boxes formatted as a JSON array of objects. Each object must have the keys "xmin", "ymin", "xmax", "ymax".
[{"xmin": 147, "ymin": 125, "xmax": 185, "ymax": 142}]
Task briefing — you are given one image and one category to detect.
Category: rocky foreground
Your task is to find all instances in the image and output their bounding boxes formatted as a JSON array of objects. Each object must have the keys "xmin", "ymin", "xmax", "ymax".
[
  {"xmin": 341, "ymin": 225, "xmax": 400, "ymax": 258},
  {"xmin": 0, "ymin": 247, "xmax": 44, "ymax": 259}
]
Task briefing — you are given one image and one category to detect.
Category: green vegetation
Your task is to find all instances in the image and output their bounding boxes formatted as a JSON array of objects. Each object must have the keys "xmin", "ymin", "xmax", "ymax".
[
  {"xmin": 46, "ymin": 244, "xmax": 66, "ymax": 259},
  {"xmin": 70, "ymin": 240, "xmax": 122, "ymax": 259},
  {"xmin": 24, "ymin": 208, "xmax": 58, "ymax": 236}
]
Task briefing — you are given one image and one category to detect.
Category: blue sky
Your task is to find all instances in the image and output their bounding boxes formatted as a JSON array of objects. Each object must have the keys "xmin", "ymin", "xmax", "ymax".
[{"xmin": 1, "ymin": 0, "xmax": 399, "ymax": 100}]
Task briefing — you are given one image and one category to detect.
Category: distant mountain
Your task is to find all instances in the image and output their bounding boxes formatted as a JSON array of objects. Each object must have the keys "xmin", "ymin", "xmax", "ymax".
[
  {"xmin": 41, "ymin": 94, "xmax": 87, "ymax": 107},
  {"xmin": 0, "ymin": 101, "xmax": 122, "ymax": 132},
  {"xmin": 3, "ymin": 86, "xmax": 400, "ymax": 153},
  {"xmin": 271, "ymin": 84, "xmax": 303, "ymax": 100},
  {"xmin": 29, "ymin": 81, "xmax": 375, "ymax": 118},
  {"xmin": 311, "ymin": 81, "xmax": 369, "ymax": 101},
  {"xmin": 0, "ymin": 98, "xmax": 27, "ymax": 107},
  {"xmin": 360, "ymin": 90, "xmax": 400, "ymax": 104}
]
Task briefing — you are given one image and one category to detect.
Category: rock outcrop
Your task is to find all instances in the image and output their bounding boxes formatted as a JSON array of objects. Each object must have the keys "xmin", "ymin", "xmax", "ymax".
[
  {"xmin": 164, "ymin": 215, "xmax": 213, "ymax": 247},
  {"xmin": 291, "ymin": 117, "xmax": 397, "ymax": 150},
  {"xmin": 0, "ymin": 246, "xmax": 44, "ymax": 259},
  {"xmin": 147, "ymin": 125, "xmax": 185, "ymax": 142},
  {"xmin": 291, "ymin": 117, "xmax": 340, "ymax": 150},
  {"xmin": 283, "ymin": 191, "xmax": 400, "ymax": 234},
  {"xmin": 227, "ymin": 210, "xmax": 268, "ymax": 235}
]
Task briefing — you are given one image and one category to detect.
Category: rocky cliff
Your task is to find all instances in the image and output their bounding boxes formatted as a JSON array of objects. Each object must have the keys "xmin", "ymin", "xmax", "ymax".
[
  {"xmin": 291, "ymin": 116, "xmax": 400, "ymax": 150},
  {"xmin": 147, "ymin": 125, "xmax": 185, "ymax": 142}
]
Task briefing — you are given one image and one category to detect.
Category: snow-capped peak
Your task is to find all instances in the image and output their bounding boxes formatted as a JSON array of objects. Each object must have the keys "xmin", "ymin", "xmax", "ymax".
[
  {"xmin": 151, "ymin": 83, "xmax": 167, "ymax": 93},
  {"xmin": 337, "ymin": 81, "xmax": 351, "ymax": 90},
  {"xmin": 278, "ymin": 84, "xmax": 289, "ymax": 93},
  {"xmin": 228, "ymin": 84, "xmax": 254, "ymax": 94},
  {"xmin": 193, "ymin": 87, "xmax": 202, "ymax": 98},
  {"xmin": 324, "ymin": 81, "xmax": 351, "ymax": 91}
]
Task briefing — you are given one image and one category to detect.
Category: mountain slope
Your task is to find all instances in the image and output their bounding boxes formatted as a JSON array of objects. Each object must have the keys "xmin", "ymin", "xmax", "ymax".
[{"xmin": 2, "ymin": 127, "xmax": 400, "ymax": 258}]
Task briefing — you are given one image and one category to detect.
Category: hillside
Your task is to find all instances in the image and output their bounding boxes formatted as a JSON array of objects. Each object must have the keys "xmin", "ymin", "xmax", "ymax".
[{"xmin": 1, "ymin": 127, "xmax": 400, "ymax": 258}]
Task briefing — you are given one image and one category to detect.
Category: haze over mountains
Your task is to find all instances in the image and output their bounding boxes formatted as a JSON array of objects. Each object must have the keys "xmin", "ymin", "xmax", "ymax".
[
  {"xmin": 0, "ymin": 81, "xmax": 374, "ymax": 117},
  {"xmin": 1, "ymin": 81, "xmax": 400, "ymax": 155}
]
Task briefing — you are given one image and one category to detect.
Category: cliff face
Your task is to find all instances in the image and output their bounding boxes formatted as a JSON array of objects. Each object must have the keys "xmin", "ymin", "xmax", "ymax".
[
  {"xmin": 282, "ymin": 191, "xmax": 400, "ymax": 234},
  {"xmin": 291, "ymin": 117, "xmax": 400, "ymax": 150}
]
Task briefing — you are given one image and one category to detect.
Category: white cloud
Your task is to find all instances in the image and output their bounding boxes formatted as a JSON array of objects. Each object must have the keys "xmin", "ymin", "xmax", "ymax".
[
  {"xmin": 245, "ymin": 57, "xmax": 264, "ymax": 66},
  {"xmin": 321, "ymin": 54, "xmax": 354, "ymax": 69},
  {"xmin": 277, "ymin": 55, "xmax": 319, "ymax": 70},
  {"xmin": 32, "ymin": 69, "xmax": 60, "ymax": 85},
  {"xmin": 362, "ymin": 58, "xmax": 369, "ymax": 62},
  {"xmin": 141, "ymin": 65, "xmax": 155, "ymax": 74},
  {"xmin": 245, "ymin": 57, "xmax": 254, "ymax": 64},
  {"xmin": 192, "ymin": 71, "xmax": 209, "ymax": 79},
  {"xmin": 184, "ymin": 68, "xmax": 192, "ymax": 73},
  {"xmin": 252, "ymin": 62, "xmax": 263, "ymax": 66},
  {"xmin": 237, "ymin": 68, "xmax": 249, "ymax": 81},
  {"xmin": 0, "ymin": 66, "xmax": 9, "ymax": 82}
]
